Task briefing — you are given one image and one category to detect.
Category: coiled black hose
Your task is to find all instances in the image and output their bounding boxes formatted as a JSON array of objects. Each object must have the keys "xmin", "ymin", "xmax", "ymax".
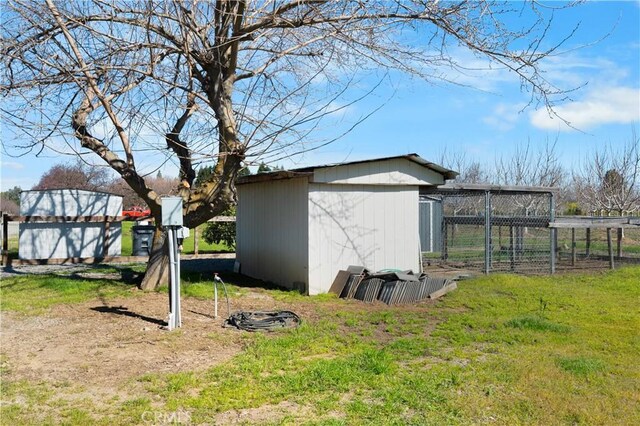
[{"xmin": 224, "ymin": 311, "xmax": 301, "ymax": 332}]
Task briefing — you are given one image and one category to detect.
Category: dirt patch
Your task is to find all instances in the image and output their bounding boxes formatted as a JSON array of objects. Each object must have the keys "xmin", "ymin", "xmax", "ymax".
[
  {"xmin": 1, "ymin": 280, "xmax": 444, "ymax": 421},
  {"xmin": 0, "ymin": 290, "xmax": 304, "ymax": 404},
  {"xmin": 215, "ymin": 400, "xmax": 314, "ymax": 425}
]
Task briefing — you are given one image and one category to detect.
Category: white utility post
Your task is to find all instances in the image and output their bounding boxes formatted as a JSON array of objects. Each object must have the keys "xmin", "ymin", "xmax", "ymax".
[{"xmin": 162, "ymin": 197, "xmax": 184, "ymax": 331}]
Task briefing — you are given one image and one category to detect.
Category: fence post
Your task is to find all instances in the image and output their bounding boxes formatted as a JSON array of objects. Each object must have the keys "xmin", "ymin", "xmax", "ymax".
[
  {"xmin": 571, "ymin": 227, "xmax": 576, "ymax": 266},
  {"xmin": 442, "ymin": 219, "xmax": 448, "ymax": 261},
  {"xmin": 2, "ymin": 212, "xmax": 8, "ymax": 254},
  {"xmin": 616, "ymin": 228, "xmax": 622, "ymax": 258},
  {"xmin": 1, "ymin": 212, "xmax": 8, "ymax": 265},
  {"xmin": 549, "ymin": 193, "xmax": 556, "ymax": 274},
  {"xmin": 585, "ymin": 228, "xmax": 591, "ymax": 256},
  {"xmin": 194, "ymin": 226, "xmax": 199, "ymax": 256},
  {"xmin": 607, "ymin": 227, "xmax": 614, "ymax": 269},
  {"xmin": 509, "ymin": 225, "xmax": 515, "ymax": 271},
  {"xmin": 484, "ymin": 191, "xmax": 491, "ymax": 274}
]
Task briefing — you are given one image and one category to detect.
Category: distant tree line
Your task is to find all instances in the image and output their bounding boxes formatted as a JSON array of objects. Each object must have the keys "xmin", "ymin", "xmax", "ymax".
[
  {"xmin": 5, "ymin": 131, "xmax": 638, "ymax": 218},
  {"xmin": 1, "ymin": 158, "xmax": 284, "ymax": 248},
  {"xmin": 0, "ymin": 186, "xmax": 21, "ymax": 214},
  {"xmin": 438, "ymin": 130, "xmax": 640, "ymax": 217},
  {"xmin": 4, "ymin": 160, "xmax": 277, "ymax": 211}
]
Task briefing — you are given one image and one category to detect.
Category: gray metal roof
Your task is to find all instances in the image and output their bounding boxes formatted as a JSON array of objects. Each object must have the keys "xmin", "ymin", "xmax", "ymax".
[
  {"xmin": 423, "ymin": 182, "xmax": 558, "ymax": 195},
  {"xmin": 237, "ymin": 153, "xmax": 458, "ymax": 185},
  {"xmin": 550, "ymin": 216, "xmax": 640, "ymax": 229},
  {"xmin": 20, "ymin": 188, "xmax": 123, "ymax": 197}
]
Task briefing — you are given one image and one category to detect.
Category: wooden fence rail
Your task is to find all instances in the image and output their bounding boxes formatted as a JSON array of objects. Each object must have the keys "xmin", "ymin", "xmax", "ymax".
[{"xmin": 549, "ymin": 216, "xmax": 640, "ymax": 270}]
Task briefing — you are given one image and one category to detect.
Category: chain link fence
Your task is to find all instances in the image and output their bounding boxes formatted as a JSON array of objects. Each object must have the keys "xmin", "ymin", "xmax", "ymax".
[
  {"xmin": 420, "ymin": 186, "xmax": 640, "ymax": 274},
  {"xmin": 420, "ymin": 188, "xmax": 554, "ymax": 274}
]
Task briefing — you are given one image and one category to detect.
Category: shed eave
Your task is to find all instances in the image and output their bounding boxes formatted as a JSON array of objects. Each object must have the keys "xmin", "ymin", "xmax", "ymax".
[{"xmin": 236, "ymin": 171, "xmax": 313, "ymax": 185}]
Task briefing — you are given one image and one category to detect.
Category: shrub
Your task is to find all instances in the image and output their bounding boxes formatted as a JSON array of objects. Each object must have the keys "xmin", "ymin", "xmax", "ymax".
[{"xmin": 202, "ymin": 208, "xmax": 236, "ymax": 249}]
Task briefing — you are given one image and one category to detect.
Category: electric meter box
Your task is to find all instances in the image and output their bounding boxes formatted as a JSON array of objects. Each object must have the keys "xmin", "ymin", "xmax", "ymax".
[{"xmin": 161, "ymin": 197, "xmax": 183, "ymax": 226}]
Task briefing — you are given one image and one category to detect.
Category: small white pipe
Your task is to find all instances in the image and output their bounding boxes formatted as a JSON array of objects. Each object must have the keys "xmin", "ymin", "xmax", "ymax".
[
  {"xmin": 214, "ymin": 273, "xmax": 231, "ymax": 318},
  {"xmin": 214, "ymin": 281, "xmax": 218, "ymax": 319}
]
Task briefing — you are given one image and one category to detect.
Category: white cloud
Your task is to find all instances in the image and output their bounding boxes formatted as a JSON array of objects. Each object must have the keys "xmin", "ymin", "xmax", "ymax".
[
  {"xmin": 530, "ymin": 86, "xmax": 640, "ymax": 131},
  {"xmin": 483, "ymin": 102, "xmax": 528, "ymax": 131},
  {"xmin": 540, "ymin": 53, "xmax": 627, "ymax": 89},
  {"xmin": 429, "ymin": 48, "xmax": 514, "ymax": 92},
  {"xmin": 0, "ymin": 161, "xmax": 25, "ymax": 170}
]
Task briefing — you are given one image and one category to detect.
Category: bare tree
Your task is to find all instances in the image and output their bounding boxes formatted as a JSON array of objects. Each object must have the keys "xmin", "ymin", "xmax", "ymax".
[
  {"xmin": 494, "ymin": 138, "xmax": 565, "ymax": 216},
  {"xmin": 439, "ymin": 149, "xmax": 488, "ymax": 185},
  {"xmin": 106, "ymin": 175, "xmax": 180, "ymax": 209},
  {"xmin": 104, "ymin": 179, "xmax": 146, "ymax": 210},
  {"xmin": 573, "ymin": 130, "xmax": 640, "ymax": 216},
  {"xmin": 438, "ymin": 149, "xmax": 487, "ymax": 216},
  {"xmin": 0, "ymin": 196, "xmax": 19, "ymax": 215},
  {"xmin": 495, "ymin": 138, "xmax": 565, "ymax": 188},
  {"xmin": 1, "ymin": 0, "xmax": 581, "ymax": 289},
  {"xmin": 32, "ymin": 160, "xmax": 113, "ymax": 191}
]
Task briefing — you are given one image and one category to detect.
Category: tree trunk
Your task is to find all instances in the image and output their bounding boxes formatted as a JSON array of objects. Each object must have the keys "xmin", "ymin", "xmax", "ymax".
[{"xmin": 139, "ymin": 226, "xmax": 169, "ymax": 291}]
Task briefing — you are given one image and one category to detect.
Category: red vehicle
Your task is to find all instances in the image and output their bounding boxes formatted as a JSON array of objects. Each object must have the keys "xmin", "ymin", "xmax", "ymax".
[{"xmin": 122, "ymin": 206, "xmax": 151, "ymax": 219}]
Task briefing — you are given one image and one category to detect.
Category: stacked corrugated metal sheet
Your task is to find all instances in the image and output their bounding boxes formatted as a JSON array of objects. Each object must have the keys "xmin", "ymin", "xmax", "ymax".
[
  {"xmin": 353, "ymin": 278, "xmax": 385, "ymax": 302},
  {"xmin": 331, "ymin": 267, "xmax": 456, "ymax": 305}
]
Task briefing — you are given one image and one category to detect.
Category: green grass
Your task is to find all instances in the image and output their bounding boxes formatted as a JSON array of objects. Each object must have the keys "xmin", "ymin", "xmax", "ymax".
[
  {"xmin": 0, "ymin": 269, "xmax": 258, "ymax": 314},
  {"xmin": 1, "ymin": 267, "xmax": 639, "ymax": 424},
  {"xmin": 3, "ymin": 221, "xmax": 232, "ymax": 258},
  {"xmin": 181, "ymin": 223, "xmax": 233, "ymax": 254},
  {"xmin": 178, "ymin": 270, "xmax": 251, "ymax": 299},
  {"xmin": 5, "ymin": 235, "xmax": 18, "ymax": 257},
  {"xmin": 0, "ymin": 268, "xmax": 245, "ymax": 315},
  {"xmin": 557, "ymin": 239, "xmax": 640, "ymax": 255},
  {"xmin": 146, "ymin": 267, "xmax": 640, "ymax": 424},
  {"xmin": 0, "ymin": 273, "xmax": 139, "ymax": 314},
  {"xmin": 425, "ymin": 226, "xmax": 640, "ymax": 266},
  {"xmin": 556, "ymin": 356, "xmax": 606, "ymax": 376},
  {"xmin": 120, "ymin": 221, "xmax": 232, "ymax": 256},
  {"xmin": 556, "ymin": 228, "xmax": 640, "ymax": 255},
  {"xmin": 504, "ymin": 314, "xmax": 571, "ymax": 333}
]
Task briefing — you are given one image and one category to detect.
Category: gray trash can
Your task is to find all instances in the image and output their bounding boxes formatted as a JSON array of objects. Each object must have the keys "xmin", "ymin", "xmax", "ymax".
[{"xmin": 132, "ymin": 225, "xmax": 156, "ymax": 256}]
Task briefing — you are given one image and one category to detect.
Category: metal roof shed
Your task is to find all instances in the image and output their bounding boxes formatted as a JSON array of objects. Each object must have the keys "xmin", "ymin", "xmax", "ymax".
[
  {"xmin": 19, "ymin": 189, "xmax": 123, "ymax": 260},
  {"xmin": 236, "ymin": 154, "xmax": 456, "ymax": 295}
]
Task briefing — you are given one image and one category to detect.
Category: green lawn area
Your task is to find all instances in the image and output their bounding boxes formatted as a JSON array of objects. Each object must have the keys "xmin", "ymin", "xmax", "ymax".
[
  {"xmin": 3, "ymin": 222, "xmax": 233, "ymax": 257},
  {"xmin": 121, "ymin": 221, "xmax": 232, "ymax": 255},
  {"xmin": 1, "ymin": 267, "xmax": 639, "ymax": 424}
]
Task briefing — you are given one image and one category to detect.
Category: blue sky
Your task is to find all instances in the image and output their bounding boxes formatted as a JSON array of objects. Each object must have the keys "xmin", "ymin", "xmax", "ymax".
[
  {"xmin": 299, "ymin": 1, "xmax": 640, "ymax": 171},
  {"xmin": 1, "ymin": 1, "xmax": 639, "ymax": 191}
]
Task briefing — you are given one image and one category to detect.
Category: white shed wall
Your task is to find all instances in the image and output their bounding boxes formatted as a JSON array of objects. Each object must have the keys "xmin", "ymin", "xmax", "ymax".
[
  {"xmin": 312, "ymin": 158, "xmax": 445, "ymax": 186},
  {"xmin": 308, "ymin": 184, "xmax": 420, "ymax": 295},
  {"xmin": 19, "ymin": 223, "xmax": 122, "ymax": 259},
  {"xmin": 18, "ymin": 189, "xmax": 122, "ymax": 260},
  {"xmin": 20, "ymin": 189, "xmax": 122, "ymax": 216},
  {"xmin": 237, "ymin": 178, "xmax": 309, "ymax": 290}
]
